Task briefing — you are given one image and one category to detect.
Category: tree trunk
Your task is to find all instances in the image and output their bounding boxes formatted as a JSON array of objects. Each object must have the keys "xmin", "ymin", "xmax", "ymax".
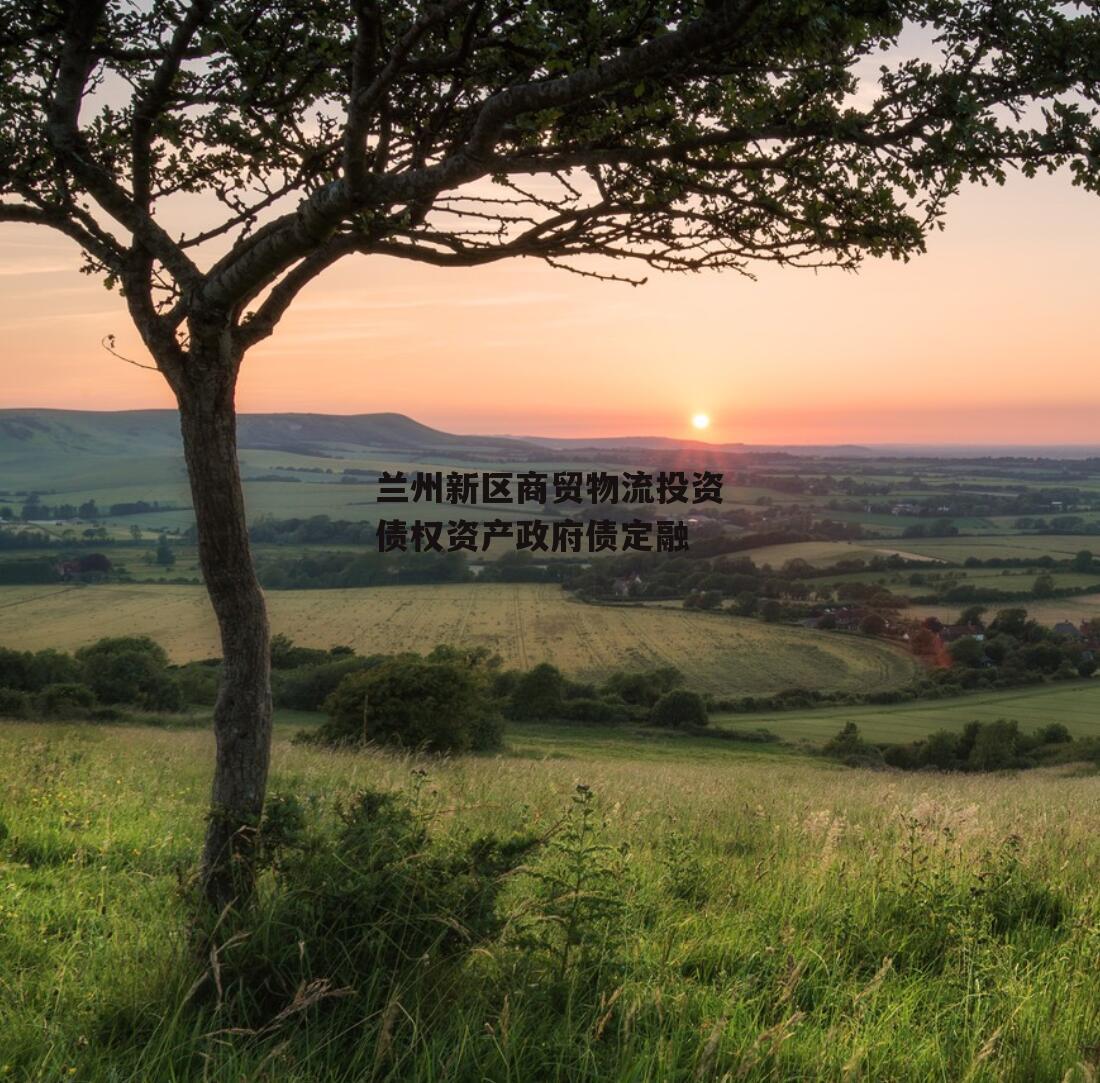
[{"xmin": 173, "ymin": 332, "xmax": 272, "ymax": 910}]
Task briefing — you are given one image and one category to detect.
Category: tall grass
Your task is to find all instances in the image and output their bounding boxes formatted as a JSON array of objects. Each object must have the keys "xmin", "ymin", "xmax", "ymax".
[{"xmin": 0, "ymin": 720, "xmax": 1098, "ymax": 1081}]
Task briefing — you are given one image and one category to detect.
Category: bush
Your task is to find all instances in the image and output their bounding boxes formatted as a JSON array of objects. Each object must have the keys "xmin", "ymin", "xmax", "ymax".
[
  {"xmin": 823, "ymin": 722, "xmax": 878, "ymax": 763},
  {"xmin": 883, "ymin": 742, "xmax": 919, "ymax": 769},
  {"xmin": 320, "ymin": 654, "xmax": 502, "ymax": 752},
  {"xmin": 0, "ymin": 687, "xmax": 31, "ymax": 719},
  {"xmin": 650, "ymin": 689, "xmax": 708, "ymax": 729},
  {"xmin": 0, "ymin": 647, "xmax": 80, "ymax": 692},
  {"xmin": 75, "ymin": 636, "xmax": 183, "ymax": 711},
  {"xmin": 859, "ymin": 613, "xmax": 887, "ymax": 635},
  {"xmin": 1035, "ymin": 722, "xmax": 1073, "ymax": 745},
  {"xmin": 508, "ymin": 662, "xmax": 565, "ymax": 720},
  {"xmin": 269, "ymin": 633, "xmax": 333, "ymax": 670},
  {"xmin": 559, "ymin": 697, "xmax": 632, "ymax": 724},
  {"xmin": 968, "ymin": 718, "xmax": 1021, "ymax": 771},
  {"xmin": 921, "ymin": 729, "xmax": 962, "ymax": 769},
  {"xmin": 601, "ymin": 667, "xmax": 683, "ymax": 709},
  {"xmin": 34, "ymin": 682, "xmax": 96, "ymax": 718},
  {"xmin": 201, "ymin": 785, "xmax": 538, "ymax": 1029},
  {"xmin": 274, "ymin": 656, "xmax": 376, "ymax": 711},
  {"xmin": 175, "ymin": 660, "xmax": 222, "ymax": 707},
  {"xmin": 949, "ymin": 637, "xmax": 985, "ymax": 667},
  {"xmin": 0, "ymin": 648, "xmax": 33, "ymax": 691}
]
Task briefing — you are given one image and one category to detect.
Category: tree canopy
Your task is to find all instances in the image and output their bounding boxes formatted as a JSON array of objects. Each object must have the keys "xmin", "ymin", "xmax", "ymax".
[{"xmin": 2, "ymin": 0, "xmax": 1098, "ymax": 378}]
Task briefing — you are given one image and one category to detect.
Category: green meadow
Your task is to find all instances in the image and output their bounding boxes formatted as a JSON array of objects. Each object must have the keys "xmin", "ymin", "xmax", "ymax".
[
  {"xmin": 1, "ymin": 718, "xmax": 1099, "ymax": 1082},
  {"xmin": 718, "ymin": 679, "xmax": 1100, "ymax": 744}
]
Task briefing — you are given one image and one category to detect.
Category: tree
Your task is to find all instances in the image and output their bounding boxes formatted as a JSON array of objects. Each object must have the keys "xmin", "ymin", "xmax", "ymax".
[
  {"xmin": 911, "ymin": 627, "xmax": 938, "ymax": 656},
  {"xmin": 823, "ymin": 721, "xmax": 878, "ymax": 761},
  {"xmin": 859, "ymin": 612, "xmax": 887, "ymax": 636},
  {"xmin": 761, "ymin": 599, "xmax": 784, "ymax": 623},
  {"xmin": 968, "ymin": 719, "xmax": 1020, "ymax": 771},
  {"xmin": 154, "ymin": 534, "xmax": 176, "ymax": 567},
  {"xmin": 921, "ymin": 729, "xmax": 962, "ymax": 770},
  {"xmin": 4, "ymin": 1, "xmax": 1098, "ymax": 907},
  {"xmin": 949, "ymin": 636, "xmax": 986, "ymax": 667},
  {"xmin": 509, "ymin": 662, "xmax": 566, "ymax": 720},
  {"xmin": 602, "ymin": 666, "xmax": 683, "ymax": 708},
  {"xmin": 1072, "ymin": 550, "xmax": 1095, "ymax": 573},
  {"xmin": 989, "ymin": 607, "xmax": 1031, "ymax": 638},
  {"xmin": 650, "ymin": 689, "xmax": 708, "ymax": 729},
  {"xmin": 75, "ymin": 635, "xmax": 182, "ymax": 710},
  {"xmin": 958, "ymin": 605, "xmax": 988, "ymax": 630},
  {"xmin": 320, "ymin": 654, "xmax": 501, "ymax": 752}
]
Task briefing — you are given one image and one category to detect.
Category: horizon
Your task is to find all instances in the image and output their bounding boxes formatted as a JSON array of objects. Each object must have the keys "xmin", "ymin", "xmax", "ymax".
[
  {"xmin": 3, "ymin": 171, "xmax": 1099, "ymax": 445},
  {"xmin": 2, "ymin": 404, "xmax": 1099, "ymax": 452}
]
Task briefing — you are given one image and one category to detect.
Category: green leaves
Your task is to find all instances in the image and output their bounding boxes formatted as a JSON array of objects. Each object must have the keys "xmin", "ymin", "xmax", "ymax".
[{"xmin": 1, "ymin": 0, "xmax": 1098, "ymax": 322}]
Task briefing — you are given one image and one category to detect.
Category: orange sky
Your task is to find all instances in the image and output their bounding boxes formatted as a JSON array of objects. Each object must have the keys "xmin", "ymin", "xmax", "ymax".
[{"xmin": 2, "ymin": 170, "xmax": 1098, "ymax": 446}]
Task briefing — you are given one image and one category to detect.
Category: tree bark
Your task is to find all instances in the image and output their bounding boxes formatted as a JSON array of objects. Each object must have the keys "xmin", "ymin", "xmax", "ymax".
[{"xmin": 173, "ymin": 329, "xmax": 272, "ymax": 910}]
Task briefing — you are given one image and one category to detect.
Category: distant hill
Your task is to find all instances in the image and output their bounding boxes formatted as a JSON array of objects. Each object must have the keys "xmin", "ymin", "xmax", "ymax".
[
  {"xmin": 1, "ymin": 409, "xmax": 1096, "ymax": 462},
  {"xmin": 513, "ymin": 434, "xmax": 875, "ymax": 455},
  {"xmin": 0, "ymin": 409, "xmax": 544, "ymax": 459},
  {"xmin": 0, "ymin": 408, "xmax": 875, "ymax": 460}
]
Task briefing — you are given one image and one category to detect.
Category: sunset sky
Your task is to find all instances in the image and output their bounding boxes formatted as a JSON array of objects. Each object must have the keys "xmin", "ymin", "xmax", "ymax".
[{"xmin": 2, "ymin": 169, "xmax": 1097, "ymax": 446}]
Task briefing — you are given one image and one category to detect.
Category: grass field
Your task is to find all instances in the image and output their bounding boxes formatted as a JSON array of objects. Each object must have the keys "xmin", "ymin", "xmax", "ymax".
[
  {"xmin": 891, "ymin": 534, "xmax": 1100, "ymax": 561},
  {"xmin": 717, "ymin": 679, "xmax": 1100, "ymax": 744},
  {"xmin": 2, "ymin": 719, "xmax": 1099, "ymax": 1081},
  {"xmin": 739, "ymin": 535, "xmax": 1100, "ymax": 568},
  {"xmin": 0, "ymin": 582, "xmax": 918, "ymax": 697},
  {"xmin": 736, "ymin": 540, "xmax": 942, "ymax": 567},
  {"xmin": 909, "ymin": 594, "xmax": 1100, "ymax": 626},
  {"xmin": 814, "ymin": 566, "xmax": 1100, "ymax": 595}
]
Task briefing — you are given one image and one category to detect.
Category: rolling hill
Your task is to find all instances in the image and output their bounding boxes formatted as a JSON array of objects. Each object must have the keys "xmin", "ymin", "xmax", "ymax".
[{"xmin": 0, "ymin": 408, "xmax": 542, "ymax": 460}]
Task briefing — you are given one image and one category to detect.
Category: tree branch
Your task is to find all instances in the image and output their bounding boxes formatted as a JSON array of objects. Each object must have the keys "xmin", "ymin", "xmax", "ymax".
[{"xmin": 47, "ymin": 0, "xmax": 203, "ymax": 294}]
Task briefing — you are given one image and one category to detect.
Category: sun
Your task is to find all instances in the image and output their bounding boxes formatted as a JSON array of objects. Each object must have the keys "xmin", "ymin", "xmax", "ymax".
[{"xmin": 691, "ymin": 413, "xmax": 711, "ymax": 431}]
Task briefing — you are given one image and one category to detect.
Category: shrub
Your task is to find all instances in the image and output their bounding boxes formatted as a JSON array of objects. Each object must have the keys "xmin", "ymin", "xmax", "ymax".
[
  {"xmin": 0, "ymin": 687, "xmax": 31, "ymax": 719},
  {"xmin": 921, "ymin": 729, "xmax": 962, "ymax": 769},
  {"xmin": 859, "ymin": 612, "xmax": 887, "ymax": 635},
  {"xmin": 273, "ymin": 656, "xmax": 375, "ymax": 711},
  {"xmin": 269, "ymin": 633, "xmax": 333, "ymax": 670},
  {"xmin": 175, "ymin": 661, "xmax": 222, "ymax": 707},
  {"xmin": 75, "ymin": 637, "xmax": 182, "ymax": 711},
  {"xmin": 1035, "ymin": 722, "xmax": 1073, "ymax": 745},
  {"xmin": 949, "ymin": 637, "xmax": 985, "ymax": 667},
  {"xmin": 201, "ymin": 785, "xmax": 538, "ymax": 1029},
  {"xmin": 34, "ymin": 682, "xmax": 96, "ymax": 718},
  {"xmin": 823, "ymin": 722, "xmax": 875, "ymax": 761},
  {"xmin": 508, "ymin": 662, "xmax": 566, "ymax": 720},
  {"xmin": 601, "ymin": 667, "xmax": 683, "ymax": 709},
  {"xmin": 968, "ymin": 718, "xmax": 1021, "ymax": 771},
  {"xmin": 650, "ymin": 689, "xmax": 708, "ymax": 729},
  {"xmin": 0, "ymin": 648, "xmax": 33, "ymax": 691},
  {"xmin": 559, "ymin": 697, "xmax": 632, "ymax": 724},
  {"xmin": 883, "ymin": 742, "xmax": 919, "ymax": 769},
  {"xmin": 320, "ymin": 654, "xmax": 502, "ymax": 752},
  {"xmin": 0, "ymin": 647, "xmax": 80, "ymax": 692},
  {"xmin": 760, "ymin": 599, "xmax": 783, "ymax": 622}
]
